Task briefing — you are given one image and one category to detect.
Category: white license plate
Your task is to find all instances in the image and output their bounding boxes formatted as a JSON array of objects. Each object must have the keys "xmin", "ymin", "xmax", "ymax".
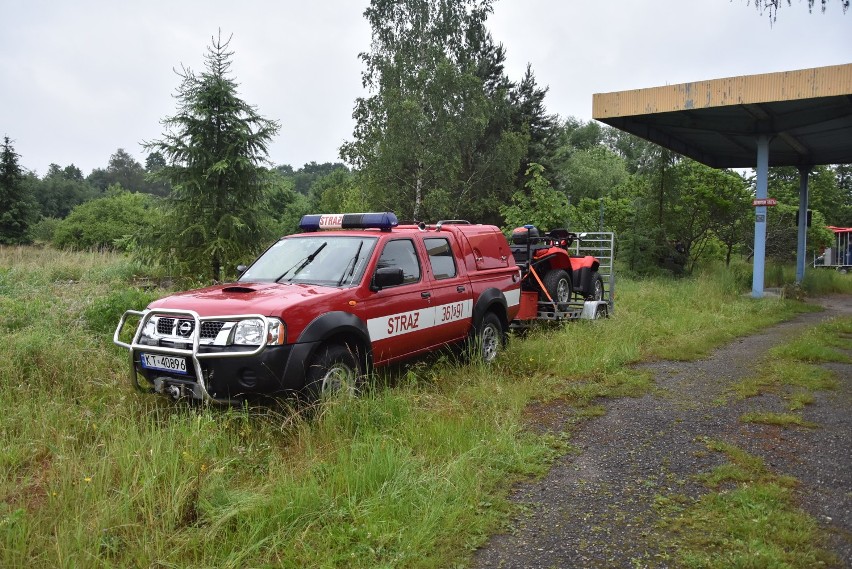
[{"xmin": 140, "ymin": 353, "xmax": 189, "ymax": 375}]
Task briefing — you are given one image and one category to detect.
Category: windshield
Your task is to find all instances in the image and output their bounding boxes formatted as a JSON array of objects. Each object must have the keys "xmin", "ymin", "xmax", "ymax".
[{"xmin": 239, "ymin": 236, "xmax": 377, "ymax": 287}]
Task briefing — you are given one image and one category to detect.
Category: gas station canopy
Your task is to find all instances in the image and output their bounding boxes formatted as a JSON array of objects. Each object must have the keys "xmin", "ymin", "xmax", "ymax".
[
  {"xmin": 592, "ymin": 63, "xmax": 852, "ymax": 297},
  {"xmin": 592, "ymin": 63, "xmax": 852, "ymax": 169}
]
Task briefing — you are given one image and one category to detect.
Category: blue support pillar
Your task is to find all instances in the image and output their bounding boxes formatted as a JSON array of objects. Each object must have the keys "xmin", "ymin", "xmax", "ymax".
[
  {"xmin": 752, "ymin": 135, "xmax": 769, "ymax": 298},
  {"xmin": 796, "ymin": 167, "xmax": 811, "ymax": 284}
]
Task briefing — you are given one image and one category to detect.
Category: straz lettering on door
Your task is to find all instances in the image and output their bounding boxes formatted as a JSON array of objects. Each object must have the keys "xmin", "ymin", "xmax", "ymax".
[
  {"xmin": 367, "ymin": 300, "xmax": 473, "ymax": 342},
  {"xmin": 387, "ymin": 312, "xmax": 420, "ymax": 335}
]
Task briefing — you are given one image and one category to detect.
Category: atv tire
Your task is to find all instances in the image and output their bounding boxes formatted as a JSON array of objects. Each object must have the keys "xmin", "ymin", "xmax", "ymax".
[
  {"xmin": 541, "ymin": 269, "xmax": 572, "ymax": 304},
  {"xmin": 586, "ymin": 273, "xmax": 605, "ymax": 301}
]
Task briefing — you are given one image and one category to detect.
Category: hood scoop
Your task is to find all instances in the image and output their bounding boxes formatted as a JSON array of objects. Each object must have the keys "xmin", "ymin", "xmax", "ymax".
[{"xmin": 221, "ymin": 285, "xmax": 257, "ymax": 294}]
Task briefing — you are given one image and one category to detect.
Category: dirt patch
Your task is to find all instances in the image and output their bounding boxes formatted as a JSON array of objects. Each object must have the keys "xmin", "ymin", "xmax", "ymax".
[
  {"xmin": 522, "ymin": 398, "xmax": 584, "ymax": 435},
  {"xmin": 472, "ymin": 296, "xmax": 852, "ymax": 568}
]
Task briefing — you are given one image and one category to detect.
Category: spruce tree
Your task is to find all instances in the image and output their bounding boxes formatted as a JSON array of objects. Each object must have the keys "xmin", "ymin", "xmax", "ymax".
[
  {"xmin": 145, "ymin": 33, "xmax": 280, "ymax": 281},
  {"xmin": 0, "ymin": 136, "xmax": 36, "ymax": 244}
]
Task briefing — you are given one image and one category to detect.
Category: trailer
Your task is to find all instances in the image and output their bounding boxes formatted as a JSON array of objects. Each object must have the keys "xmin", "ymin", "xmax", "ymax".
[
  {"xmin": 509, "ymin": 228, "xmax": 615, "ymax": 327},
  {"xmin": 814, "ymin": 226, "xmax": 852, "ymax": 273}
]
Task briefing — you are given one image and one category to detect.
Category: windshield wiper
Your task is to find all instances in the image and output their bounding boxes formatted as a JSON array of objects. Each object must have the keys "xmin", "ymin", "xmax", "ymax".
[
  {"xmin": 336, "ymin": 241, "xmax": 365, "ymax": 286},
  {"xmin": 276, "ymin": 242, "xmax": 327, "ymax": 282}
]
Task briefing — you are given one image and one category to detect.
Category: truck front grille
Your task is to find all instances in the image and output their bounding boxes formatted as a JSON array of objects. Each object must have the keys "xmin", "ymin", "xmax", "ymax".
[{"xmin": 156, "ymin": 318, "xmax": 225, "ymax": 339}]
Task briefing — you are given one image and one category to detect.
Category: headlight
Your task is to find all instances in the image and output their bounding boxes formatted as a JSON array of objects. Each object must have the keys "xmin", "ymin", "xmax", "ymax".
[
  {"xmin": 233, "ymin": 318, "xmax": 286, "ymax": 346},
  {"xmin": 138, "ymin": 317, "xmax": 158, "ymax": 345},
  {"xmin": 142, "ymin": 319, "xmax": 157, "ymax": 338},
  {"xmin": 234, "ymin": 319, "xmax": 264, "ymax": 345}
]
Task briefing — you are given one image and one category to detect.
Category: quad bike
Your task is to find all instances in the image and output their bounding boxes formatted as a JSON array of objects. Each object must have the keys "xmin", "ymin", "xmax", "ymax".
[{"xmin": 510, "ymin": 225, "xmax": 605, "ymax": 307}]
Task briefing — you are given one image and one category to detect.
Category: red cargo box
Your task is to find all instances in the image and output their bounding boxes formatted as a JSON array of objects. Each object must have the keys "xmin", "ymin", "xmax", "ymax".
[{"xmin": 516, "ymin": 291, "xmax": 539, "ymax": 320}]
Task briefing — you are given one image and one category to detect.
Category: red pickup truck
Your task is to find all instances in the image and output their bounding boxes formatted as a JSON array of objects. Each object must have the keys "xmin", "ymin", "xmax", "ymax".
[{"xmin": 114, "ymin": 213, "xmax": 522, "ymax": 403}]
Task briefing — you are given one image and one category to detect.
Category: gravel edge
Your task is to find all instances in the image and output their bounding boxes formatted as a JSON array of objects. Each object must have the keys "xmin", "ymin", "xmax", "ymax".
[{"xmin": 471, "ymin": 296, "xmax": 852, "ymax": 568}]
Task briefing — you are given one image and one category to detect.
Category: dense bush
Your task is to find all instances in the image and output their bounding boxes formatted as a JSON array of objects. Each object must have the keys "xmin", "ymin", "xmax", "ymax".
[
  {"xmin": 28, "ymin": 216, "xmax": 60, "ymax": 243},
  {"xmin": 53, "ymin": 186, "xmax": 160, "ymax": 251},
  {"xmin": 84, "ymin": 287, "xmax": 161, "ymax": 336}
]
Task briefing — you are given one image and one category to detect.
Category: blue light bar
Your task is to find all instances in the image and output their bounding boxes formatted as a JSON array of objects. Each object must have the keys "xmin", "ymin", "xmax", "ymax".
[{"xmin": 299, "ymin": 212, "xmax": 399, "ymax": 232}]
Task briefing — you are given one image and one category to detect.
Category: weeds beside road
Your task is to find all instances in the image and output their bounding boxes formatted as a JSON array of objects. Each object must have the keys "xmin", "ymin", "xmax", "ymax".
[{"xmin": 1, "ymin": 246, "xmax": 850, "ymax": 568}]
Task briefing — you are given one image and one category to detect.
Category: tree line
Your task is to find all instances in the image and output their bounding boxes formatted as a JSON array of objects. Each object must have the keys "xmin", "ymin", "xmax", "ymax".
[{"xmin": 2, "ymin": 0, "xmax": 850, "ymax": 282}]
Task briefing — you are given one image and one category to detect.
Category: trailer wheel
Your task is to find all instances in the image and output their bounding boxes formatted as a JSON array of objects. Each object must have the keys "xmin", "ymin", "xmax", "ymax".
[
  {"xmin": 587, "ymin": 273, "xmax": 605, "ymax": 301},
  {"xmin": 305, "ymin": 343, "xmax": 362, "ymax": 399},
  {"xmin": 541, "ymin": 269, "xmax": 572, "ymax": 304},
  {"xmin": 476, "ymin": 312, "xmax": 505, "ymax": 364}
]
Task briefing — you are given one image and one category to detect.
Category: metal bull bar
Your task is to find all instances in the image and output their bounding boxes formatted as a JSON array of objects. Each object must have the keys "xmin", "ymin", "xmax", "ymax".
[{"xmin": 113, "ymin": 308, "xmax": 273, "ymax": 404}]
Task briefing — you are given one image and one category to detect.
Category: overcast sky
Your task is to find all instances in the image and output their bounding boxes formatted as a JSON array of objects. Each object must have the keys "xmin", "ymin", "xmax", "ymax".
[{"xmin": 1, "ymin": 0, "xmax": 850, "ymax": 177}]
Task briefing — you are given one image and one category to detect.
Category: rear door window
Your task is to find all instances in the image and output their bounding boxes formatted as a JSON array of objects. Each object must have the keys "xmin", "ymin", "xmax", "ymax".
[{"xmin": 424, "ymin": 237, "xmax": 457, "ymax": 280}]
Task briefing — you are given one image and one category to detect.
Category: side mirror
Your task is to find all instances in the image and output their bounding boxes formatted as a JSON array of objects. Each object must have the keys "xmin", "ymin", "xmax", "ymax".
[
  {"xmin": 236, "ymin": 264, "xmax": 248, "ymax": 275},
  {"xmin": 371, "ymin": 267, "xmax": 404, "ymax": 291}
]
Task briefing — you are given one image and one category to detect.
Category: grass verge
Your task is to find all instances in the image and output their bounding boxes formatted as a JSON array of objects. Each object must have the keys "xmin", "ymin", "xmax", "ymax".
[{"xmin": 0, "ymin": 247, "xmax": 831, "ymax": 567}]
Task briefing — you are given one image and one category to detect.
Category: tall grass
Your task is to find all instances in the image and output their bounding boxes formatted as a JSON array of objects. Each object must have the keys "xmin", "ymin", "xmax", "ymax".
[
  {"xmin": 722, "ymin": 258, "xmax": 852, "ymax": 295},
  {"xmin": 0, "ymin": 247, "xmax": 832, "ymax": 567}
]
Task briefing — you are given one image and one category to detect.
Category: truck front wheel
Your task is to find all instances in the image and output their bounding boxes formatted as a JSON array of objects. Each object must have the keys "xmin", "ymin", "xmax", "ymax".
[
  {"xmin": 305, "ymin": 344, "xmax": 361, "ymax": 399},
  {"xmin": 476, "ymin": 312, "xmax": 505, "ymax": 364}
]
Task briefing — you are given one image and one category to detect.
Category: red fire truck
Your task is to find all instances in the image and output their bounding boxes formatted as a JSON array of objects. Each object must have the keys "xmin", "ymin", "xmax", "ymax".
[{"xmin": 114, "ymin": 213, "xmax": 612, "ymax": 403}]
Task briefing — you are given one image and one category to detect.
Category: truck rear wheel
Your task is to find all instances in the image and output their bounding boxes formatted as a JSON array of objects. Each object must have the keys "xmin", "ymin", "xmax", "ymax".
[
  {"xmin": 476, "ymin": 312, "xmax": 505, "ymax": 364},
  {"xmin": 305, "ymin": 343, "xmax": 361, "ymax": 399},
  {"xmin": 541, "ymin": 269, "xmax": 572, "ymax": 304}
]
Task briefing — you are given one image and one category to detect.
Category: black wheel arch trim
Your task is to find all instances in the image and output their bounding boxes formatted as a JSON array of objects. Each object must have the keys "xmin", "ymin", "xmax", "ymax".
[
  {"xmin": 295, "ymin": 311, "xmax": 373, "ymax": 366},
  {"xmin": 297, "ymin": 311, "xmax": 370, "ymax": 345},
  {"xmin": 472, "ymin": 288, "xmax": 509, "ymax": 332},
  {"xmin": 280, "ymin": 341, "xmax": 319, "ymax": 390}
]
